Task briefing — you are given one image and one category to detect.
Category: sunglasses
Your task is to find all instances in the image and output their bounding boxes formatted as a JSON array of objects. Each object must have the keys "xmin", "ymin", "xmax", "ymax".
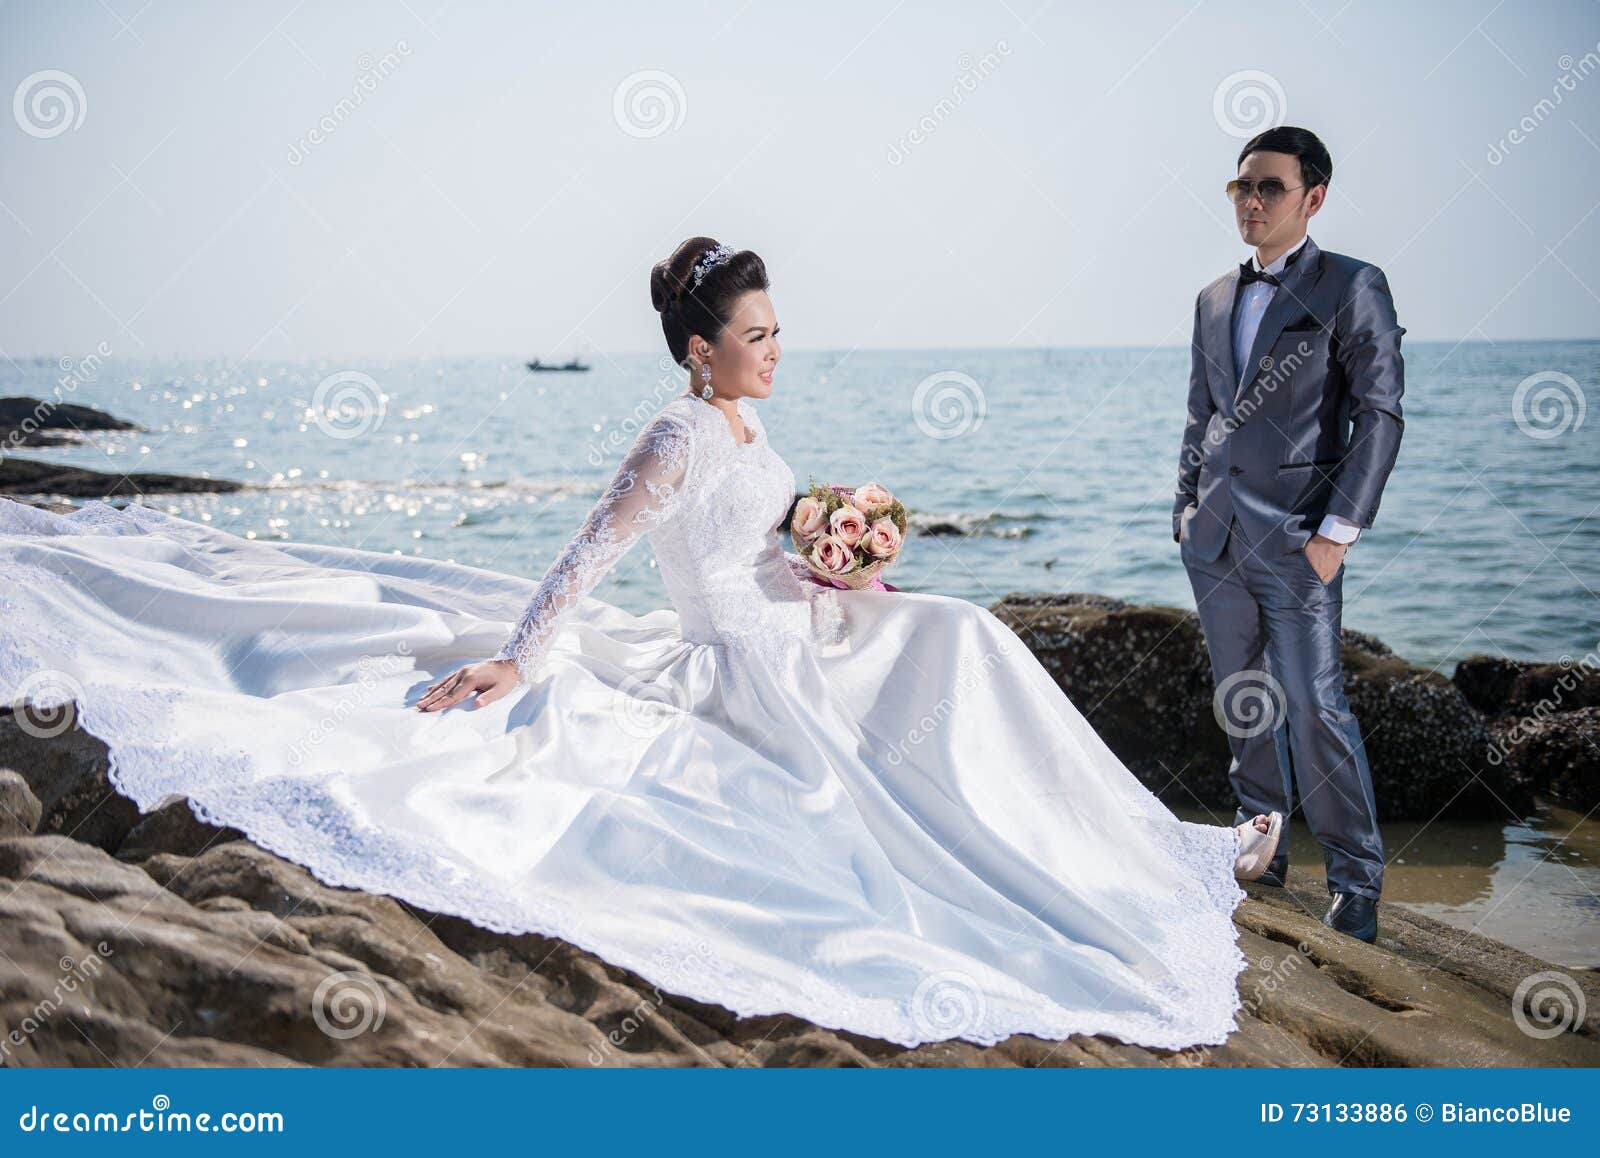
[{"xmin": 1225, "ymin": 178, "xmax": 1307, "ymax": 207}]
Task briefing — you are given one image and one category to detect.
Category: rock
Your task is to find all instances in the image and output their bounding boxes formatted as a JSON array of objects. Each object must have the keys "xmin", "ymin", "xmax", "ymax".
[
  {"xmin": 0, "ymin": 456, "xmax": 240, "ymax": 497},
  {"xmin": 0, "ymin": 396, "xmax": 140, "ymax": 449},
  {"xmin": 2, "ymin": 430, "xmax": 77, "ymax": 448},
  {"xmin": 1452, "ymin": 656, "xmax": 1534, "ymax": 716},
  {"xmin": 0, "ymin": 769, "xmax": 42, "ymax": 838},
  {"xmin": 1453, "ymin": 655, "xmax": 1600, "ymax": 718},
  {"xmin": 987, "ymin": 592, "xmax": 1531, "ymax": 820},
  {"xmin": 0, "ymin": 718, "xmax": 1595, "ymax": 1066},
  {"xmin": 1506, "ymin": 663, "xmax": 1600, "ymax": 713},
  {"xmin": 1338, "ymin": 639, "xmax": 1530, "ymax": 819},
  {"xmin": 1452, "ymin": 657, "xmax": 1600, "ymax": 810},
  {"xmin": 0, "ymin": 395, "xmax": 140, "ymax": 433},
  {"xmin": 118, "ymin": 799, "xmax": 245, "ymax": 861},
  {"xmin": 1490, "ymin": 707, "xmax": 1600, "ymax": 811},
  {"xmin": 0, "ymin": 712, "xmax": 143, "ymax": 851},
  {"xmin": 2, "ymin": 497, "xmax": 77, "ymax": 513},
  {"xmin": 0, "ymin": 828, "xmax": 1593, "ymax": 1067}
]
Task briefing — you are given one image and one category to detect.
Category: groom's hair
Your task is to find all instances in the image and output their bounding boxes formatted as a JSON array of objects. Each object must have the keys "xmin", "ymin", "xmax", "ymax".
[
  {"xmin": 651, "ymin": 236, "xmax": 771, "ymax": 366},
  {"xmin": 1237, "ymin": 126, "xmax": 1333, "ymax": 190}
]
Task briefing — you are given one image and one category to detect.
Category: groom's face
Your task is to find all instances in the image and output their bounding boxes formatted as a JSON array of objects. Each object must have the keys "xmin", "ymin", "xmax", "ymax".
[{"xmin": 1235, "ymin": 149, "xmax": 1317, "ymax": 250}]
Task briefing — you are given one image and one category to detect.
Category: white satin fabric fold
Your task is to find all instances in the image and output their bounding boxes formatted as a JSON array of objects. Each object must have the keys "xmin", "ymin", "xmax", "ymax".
[{"xmin": 0, "ymin": 498, "xmax": 1248, "ymax": 1050}]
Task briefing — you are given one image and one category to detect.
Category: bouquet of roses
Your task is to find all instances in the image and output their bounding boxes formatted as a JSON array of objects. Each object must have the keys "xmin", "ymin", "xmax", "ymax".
[{"xmin": 789, "ymin": 477, "xmax": 908, "ymax": 591}]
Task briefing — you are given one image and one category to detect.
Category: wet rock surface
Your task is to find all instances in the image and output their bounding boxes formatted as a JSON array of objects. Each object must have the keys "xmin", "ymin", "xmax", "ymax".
[
  {"xmin": 987, "ymin": 593, "xmax": 1532, "ymax": 820},
  {"xmin": 1, "ymin": 710, "xmax": 1594, "ymax": 1068}
]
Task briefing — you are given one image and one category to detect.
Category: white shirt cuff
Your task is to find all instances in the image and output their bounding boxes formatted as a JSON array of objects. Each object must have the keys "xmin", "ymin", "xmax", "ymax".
[{"xmin": 1316, "ymin": 515, "xmax": 1361, "ymax": 544}]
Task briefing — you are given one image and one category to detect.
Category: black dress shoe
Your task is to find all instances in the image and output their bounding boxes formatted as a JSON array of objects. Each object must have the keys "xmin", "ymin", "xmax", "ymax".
[{"xmin": 1323, "ymin": 892, "xmax": 1378, "ymax": 941}]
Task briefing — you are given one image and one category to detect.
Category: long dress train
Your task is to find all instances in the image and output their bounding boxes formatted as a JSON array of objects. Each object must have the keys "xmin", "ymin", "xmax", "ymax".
[{"xmin": 0, "ymin": 391, "xmax": 1248, "ymax": 1050}]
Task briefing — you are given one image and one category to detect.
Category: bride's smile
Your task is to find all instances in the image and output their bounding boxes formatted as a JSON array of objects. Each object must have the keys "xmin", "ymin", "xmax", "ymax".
[{"xmin": 681, "ymin": 280, "xmax": 781, "ymax": 446}]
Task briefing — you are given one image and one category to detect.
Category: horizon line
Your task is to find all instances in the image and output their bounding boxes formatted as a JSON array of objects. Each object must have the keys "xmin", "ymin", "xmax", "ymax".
[{"xmin": 5, "ymin": 335, "xmax": 1600, "ymax": 365}]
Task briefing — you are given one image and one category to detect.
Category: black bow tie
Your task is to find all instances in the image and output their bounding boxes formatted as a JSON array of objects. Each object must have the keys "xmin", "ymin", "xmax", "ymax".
[{"xmin": 1238, "ymin": 241, "xmax": 1309, "ymax": 288}]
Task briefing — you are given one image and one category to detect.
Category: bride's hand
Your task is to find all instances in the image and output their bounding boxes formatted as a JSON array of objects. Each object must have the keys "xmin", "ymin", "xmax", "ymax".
[{"xmin": 415, "ymin": 659, "xmax": 521, "ymax": 712}]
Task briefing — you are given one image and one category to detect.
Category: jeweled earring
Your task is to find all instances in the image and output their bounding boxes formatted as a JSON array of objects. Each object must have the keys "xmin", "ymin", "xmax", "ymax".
[{"xmin": 699, "ymin": 360, "xmax": 714, "ymax": 399}]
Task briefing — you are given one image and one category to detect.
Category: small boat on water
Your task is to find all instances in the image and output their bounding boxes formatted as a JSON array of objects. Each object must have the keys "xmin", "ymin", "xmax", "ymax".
[{"xmin": 526, "ymin": 358, "xmax": 590, "ymax": 373}]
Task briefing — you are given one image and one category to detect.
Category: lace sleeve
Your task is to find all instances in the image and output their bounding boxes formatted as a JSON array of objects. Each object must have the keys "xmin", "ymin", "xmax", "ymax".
[{"xmin": 492, "ymin": 412, "xmax": 693, "ymax": 684}]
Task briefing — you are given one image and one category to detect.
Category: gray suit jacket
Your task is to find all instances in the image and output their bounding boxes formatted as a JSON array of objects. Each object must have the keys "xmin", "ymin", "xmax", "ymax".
[{"xmin": 1172, "ymin": 236, "xmax": 1406, "ymax": 563}]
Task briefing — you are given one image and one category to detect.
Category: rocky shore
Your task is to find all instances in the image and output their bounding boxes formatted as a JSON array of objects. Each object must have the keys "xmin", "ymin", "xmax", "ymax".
[
  {"xmin": 989, "ymin": 592, "xmax": 1598, "ymax": 818},
  {"xmin": 0, "ymin": 395, "xmax": 139, "ymax": 448},
  {"xmin": 0, "ymin": 395, "xmax": 239, "ymax": 496},
  {"xmin": 1, "ymin": 589, "xmax": 1596, "ymax": 1066}
]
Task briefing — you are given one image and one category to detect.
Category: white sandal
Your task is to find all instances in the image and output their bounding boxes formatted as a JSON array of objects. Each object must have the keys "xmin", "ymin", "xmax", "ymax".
[{"xmin": 1233, "ymin": 810, "xmax": 1284, "ymax": 881}]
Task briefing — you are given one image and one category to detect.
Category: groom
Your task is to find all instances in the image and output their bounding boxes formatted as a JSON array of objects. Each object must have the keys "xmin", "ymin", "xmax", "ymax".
[{"xmin": 1172, "ymin": 125, "xmax": 1404, "ymax": 942}]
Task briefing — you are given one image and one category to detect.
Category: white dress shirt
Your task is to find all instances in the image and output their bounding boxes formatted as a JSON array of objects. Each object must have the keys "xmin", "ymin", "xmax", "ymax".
[{"xmin": 1233, "ymin": 233, "xmax": 1360, "ymax": 546}]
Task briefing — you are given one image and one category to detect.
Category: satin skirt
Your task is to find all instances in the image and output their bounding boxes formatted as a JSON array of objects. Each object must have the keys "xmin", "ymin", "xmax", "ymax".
[{"xmin": 0, "ymin": 499, "xmax": 1248, "ymax": 1050}]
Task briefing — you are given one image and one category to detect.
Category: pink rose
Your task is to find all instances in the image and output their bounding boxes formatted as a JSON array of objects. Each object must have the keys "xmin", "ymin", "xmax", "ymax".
[
  {"xmin": 864, "ymin": 516, "xmax": 902, "ymax": 559},
  {"xmin": 811, "ymin": 533, "xmax": 860, "ymax": 575},
  {"xmin": 792, "ymin": 496, "xmax": 827, "ymax": 541},
  {"xmin": 852, "ymin": 482, "xmax": 894, "ymax": 513},
  {"xmin": 829, "ymin": 504, "xmax": 868, "ymax": 547}
]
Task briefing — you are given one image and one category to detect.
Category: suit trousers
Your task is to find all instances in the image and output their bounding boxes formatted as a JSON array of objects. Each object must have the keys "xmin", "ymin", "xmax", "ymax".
[{"xmin": 1181, "ymin": 513, "xmax": 1384, "ymax": 899}]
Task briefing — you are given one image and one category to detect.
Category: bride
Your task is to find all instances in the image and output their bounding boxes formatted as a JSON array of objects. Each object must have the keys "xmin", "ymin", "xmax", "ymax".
[{"xmin": 0, "ymin": 236, "xmax": 1281, "ymax": 1053}]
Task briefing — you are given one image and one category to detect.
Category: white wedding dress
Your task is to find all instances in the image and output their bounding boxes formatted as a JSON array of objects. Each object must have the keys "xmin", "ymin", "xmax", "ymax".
[{"xmin": 0, "ymin": 391, "xmax": 1250, "ymax": 1051}]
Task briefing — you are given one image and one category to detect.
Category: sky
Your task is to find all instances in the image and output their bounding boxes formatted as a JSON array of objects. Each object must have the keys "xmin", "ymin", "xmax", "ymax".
[{"xmin": 2, "ymin": 0, "xmax": 1598, "ymax": 360}]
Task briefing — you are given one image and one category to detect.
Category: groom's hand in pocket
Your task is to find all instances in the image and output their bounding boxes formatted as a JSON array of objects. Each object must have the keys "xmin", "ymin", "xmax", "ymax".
[{"xmin": 1303, "ymin": 534, "xmax": 1348, "ymax": 584}]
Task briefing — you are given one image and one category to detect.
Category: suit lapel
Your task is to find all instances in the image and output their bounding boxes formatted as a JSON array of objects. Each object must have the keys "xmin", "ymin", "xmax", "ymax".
[
  {"xmin": 1236, "ymin": 236, "xmax": 1322, "ymax": 402},
  {"xmin": 1201, "ymin": 272, "xmax": 1240, "ymax": 419}
]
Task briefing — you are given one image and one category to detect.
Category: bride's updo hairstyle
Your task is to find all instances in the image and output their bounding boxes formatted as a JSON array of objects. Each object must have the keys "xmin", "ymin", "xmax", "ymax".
[{"xmin": 650, "ymin": 236, "xmax": 770, "ymax": 367}]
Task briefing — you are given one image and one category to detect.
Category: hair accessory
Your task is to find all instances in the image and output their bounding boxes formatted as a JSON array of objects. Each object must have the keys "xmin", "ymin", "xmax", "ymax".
[{"xmin": 690, "ymin": 244, "xmax": 735, "ymax": 289}]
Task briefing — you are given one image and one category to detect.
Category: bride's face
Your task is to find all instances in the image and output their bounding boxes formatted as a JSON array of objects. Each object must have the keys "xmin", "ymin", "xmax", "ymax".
[{"xmin": 709, "ymin": 289, "xmax": 780, "ymax": 399}]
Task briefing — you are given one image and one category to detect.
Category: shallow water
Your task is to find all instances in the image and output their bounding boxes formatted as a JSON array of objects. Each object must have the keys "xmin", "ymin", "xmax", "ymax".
[{"xmin": 1173, "ymin": 801, "xmax": 1599, "ymax": 969}]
